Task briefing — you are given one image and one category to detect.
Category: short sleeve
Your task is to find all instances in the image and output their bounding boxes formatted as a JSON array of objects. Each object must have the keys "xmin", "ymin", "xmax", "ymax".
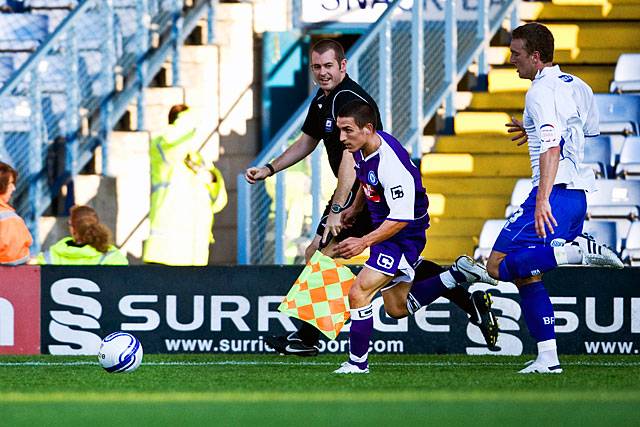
[{"xmin": 301, "ymin": 102, "xmax": 321, "ymax": 140}]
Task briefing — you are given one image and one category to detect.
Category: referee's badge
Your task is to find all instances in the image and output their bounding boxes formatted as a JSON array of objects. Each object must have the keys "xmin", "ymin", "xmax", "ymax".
[
  {"xmin": 368, "ymin": 171, "xmax": 378, "ymax": 185},
  {"xmin": 324, "ymin": 118, "xmax": 334, "ymax": 132}
]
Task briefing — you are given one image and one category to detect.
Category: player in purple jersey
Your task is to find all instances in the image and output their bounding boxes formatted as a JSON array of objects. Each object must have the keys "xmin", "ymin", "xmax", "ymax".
[{"xmin": 332, "ymin": 101, "xmax": 499, "ymax": 374}]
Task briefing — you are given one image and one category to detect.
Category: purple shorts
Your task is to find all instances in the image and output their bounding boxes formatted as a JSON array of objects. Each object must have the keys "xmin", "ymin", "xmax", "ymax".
[{"xmin": 365, "ymin": 220, "xmax": 427, "ymax": 282}]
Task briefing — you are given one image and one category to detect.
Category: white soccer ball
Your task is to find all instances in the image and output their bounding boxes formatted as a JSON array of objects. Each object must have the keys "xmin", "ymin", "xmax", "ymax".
[{"xmin": 98, "ymin": 332, "xmax": 143, "ymax": 373}]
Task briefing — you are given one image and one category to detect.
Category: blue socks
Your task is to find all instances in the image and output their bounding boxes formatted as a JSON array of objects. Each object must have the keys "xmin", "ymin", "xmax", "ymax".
[
  {"xmin": 519, "ymin": 281, "xmax": 556, "ymax": 342},
  {"xmin": 498, "ymin": 247, "xmax": 558, "ymax": 282}
]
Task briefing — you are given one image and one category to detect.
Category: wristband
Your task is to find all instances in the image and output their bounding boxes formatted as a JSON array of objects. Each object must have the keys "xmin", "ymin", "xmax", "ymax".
[
  {"xmin": 265, "ymin": 163, "xmax": 275, "ymax": 176},
  {"xmin": 331, "ymin": 203, "xmax": 344, "ymax": 214}
]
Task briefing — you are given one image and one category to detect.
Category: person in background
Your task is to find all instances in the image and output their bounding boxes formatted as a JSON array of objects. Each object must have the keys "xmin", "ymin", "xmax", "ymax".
[
  {"xmin": 36, "ymin": 205, "xmax": 128, "ymax": 265},
  {"xmin": 0, "ymin": 161, "xmax": 32, "ymax": 265},
  {"xmin": 143, "ymin": 104, "xmax": 227, "ymax": 266}
]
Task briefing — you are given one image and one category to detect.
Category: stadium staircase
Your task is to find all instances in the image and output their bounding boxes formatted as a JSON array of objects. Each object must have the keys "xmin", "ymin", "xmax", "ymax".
[{"xmin": 421, "ymin": 0, "xmax": 640, "ymax": 265}]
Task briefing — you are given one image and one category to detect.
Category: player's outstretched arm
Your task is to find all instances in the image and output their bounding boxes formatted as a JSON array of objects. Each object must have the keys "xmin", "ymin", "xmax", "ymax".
[
  {"xmin": 505, "ymin": 116, "xmax": 527, "ymax": 146},
  {"xmin": 336, "ymin": 220, "xmax": 407, "ymax": 259},
  {"xmin": 244, "ymin": 132, "xmax": 319, "ymax": 184}
]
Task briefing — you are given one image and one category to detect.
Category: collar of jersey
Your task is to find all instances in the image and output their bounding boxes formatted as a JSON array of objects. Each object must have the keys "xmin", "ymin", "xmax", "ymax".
[{"xmin": 535, "ymin": 64, "xmax": 561, "ymax": 81}]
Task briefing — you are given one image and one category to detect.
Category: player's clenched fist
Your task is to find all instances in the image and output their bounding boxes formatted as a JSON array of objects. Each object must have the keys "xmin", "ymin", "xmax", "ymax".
[{"xmin": 244, "ymin": 166, "xmax": 271, "ymax": 184}]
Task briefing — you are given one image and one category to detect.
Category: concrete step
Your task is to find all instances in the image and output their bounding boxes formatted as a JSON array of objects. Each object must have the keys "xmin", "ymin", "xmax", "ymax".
[
  {"xmin": 424, "ymin": 177, "xmax": 522, "ymax": 196},
  {"xmin": 421, "ymin": 236, "xmax": 477, "ymax": 263},
  {"xmin": 427, "ymin": 217, "xmax": 488, "ymax": 237},
  {"xmin": 520, "ymin": 0, "xmax": 640, "ymax": 20},
  {"xmin": 488, "ymin": 65, "xmax": 613, "ymax": 93},
  {"xmin": 457, "ymin": 91, "xmax": 525, "ymax": 111},
  {"xmin": 544, "ymin": 22, "xmax": 640, "ymax": 50},
  {"xmin": 422, "ymin": 153, "xmax": 531, "ymax": 177},
  {"xmin": 427, "ymin": 194, "xmax": 510, "ymax": 218},
  {"xmin": 452, "ymin": 112, "xmax": 516, "ymax": 135},
  {"xmin": 487, "ymin": 46, "xmax": 633, "ymax": 66},
  {"xmin": 433, "ymin": 135, "xmax": 526, "ymax": 154}
]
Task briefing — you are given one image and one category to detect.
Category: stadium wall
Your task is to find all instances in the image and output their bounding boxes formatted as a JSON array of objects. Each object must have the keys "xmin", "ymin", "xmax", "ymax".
[{"xmin": 1, "ymin": 265, "xmax": 639, "ymax": 356}]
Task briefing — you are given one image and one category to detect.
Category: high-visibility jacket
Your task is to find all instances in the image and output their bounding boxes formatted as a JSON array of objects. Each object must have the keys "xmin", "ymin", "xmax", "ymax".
[
  {"xmin": 35, "ymin": 236, "xmax": 128, "ymax": 265},
  {"xmin": 0, "ymin": 200, "xmax": 32, "ymax": 265},
  {"xmin": 143, "ymin": 109, "xmax": 227, "ymax": 266}
]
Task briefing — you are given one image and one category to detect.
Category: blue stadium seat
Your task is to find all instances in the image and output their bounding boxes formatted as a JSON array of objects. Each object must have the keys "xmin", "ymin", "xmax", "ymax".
[
  {"xmin": 0, "ymin": 13, "xmax": 49, "ymax": 51},
  {"xmin": 610, "ymin": 54, "xmax": 640, "ymax": 94},
  {"xmin": 473, "ymin": 219, "xmax": 505, "ymax": 262},
  {"xmin": 586, "ymin": 179, "xmax": 640, "ymax": 220},
  {"xmin": 615, "ymin": 136, "xmax": 640, "ymax": 179},
  {"xmin": 595, "ymin": 94, "xmax": 640, "ymax": 135},
  {"xmin": 505, "ymin": 178, "xmax": 532, "ymax": 217},
  {"xmin": 584, "ymin": 135, "xmax": 613, "ymax": 178},
  {"xmin": 582, "ymin": 220, "xmax": 619, "ymax": 254},
  {"xmin": 621, "ymin": 221, "xmax": 640, "ymax": 266}
]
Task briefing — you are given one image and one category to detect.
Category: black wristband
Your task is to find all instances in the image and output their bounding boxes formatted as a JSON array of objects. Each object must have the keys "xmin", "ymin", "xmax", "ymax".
[{"xmin": 265, "ymin": 163, "xmax": 275, "ymax": 176}]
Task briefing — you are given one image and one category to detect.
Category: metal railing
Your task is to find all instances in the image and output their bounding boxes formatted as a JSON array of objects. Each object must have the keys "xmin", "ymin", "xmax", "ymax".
[
  {"xmin": 238, "ymin": 0, "xmax": 519, "ymax": 264},
  {"xmin": 0, "ymin": 0, "xmax": 216, "ymax": 252}
]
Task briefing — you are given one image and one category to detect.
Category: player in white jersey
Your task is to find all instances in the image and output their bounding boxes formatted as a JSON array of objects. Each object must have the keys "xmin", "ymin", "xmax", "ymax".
[{"xmin": 484, "ymin": 23, "xmax": 623, "ymax": 374}]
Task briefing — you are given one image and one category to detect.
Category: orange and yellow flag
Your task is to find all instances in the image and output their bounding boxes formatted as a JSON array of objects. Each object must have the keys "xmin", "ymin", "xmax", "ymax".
[{"xmin": 278, "ymin": 251, "xmax": 355, "ymax": 340}]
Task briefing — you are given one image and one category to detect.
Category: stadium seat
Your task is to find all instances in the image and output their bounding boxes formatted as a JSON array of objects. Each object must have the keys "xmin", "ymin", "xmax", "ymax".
[
  {"xmin": 473, "ymin": 219, "xmax": 505, "ymax": 262},
  {"xmin": 595, "ymin": 94, "xmax": 640, "ymax": 136},
  {"xmin": 505, "ymin": 178, "xmax": 532, "ymax": 217},
  {"xmin": 615, "ymin": 136, "xmax": 640, "ymax": 179},
  {"xmin": 621, "ymin": 221, "xmax": 640, "ymax": 266},
  {"xmin": 584, "ymin": 135, "xmax": 613, "ymax": 178},
  {"xmin": 586, "ymin": 179, "xmax": 640, "ymax": 220},
  {"xmin": 610, "ymin": 54, "xmax": 640, "ymax": 94},
  {"xmin": 0, "ymin": 13, "xmax": 49, "ymax": 52},
  {"xmin": 582, "ymin": 220, "xmax": 619, "ymax": 254}
]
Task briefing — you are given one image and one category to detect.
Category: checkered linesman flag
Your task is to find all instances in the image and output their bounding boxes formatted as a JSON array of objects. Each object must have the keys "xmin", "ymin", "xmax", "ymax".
[{"xmin": 278, "ymin": 251, "xmax": 355, "ymax": 340}]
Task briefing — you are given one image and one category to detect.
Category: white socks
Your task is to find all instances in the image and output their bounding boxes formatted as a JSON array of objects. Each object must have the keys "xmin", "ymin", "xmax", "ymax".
[
  {"xmin": 554, "ymin": 245, "xmax": 583, "ymax": 265},
  {"xmin": 536, "ymin": 339, "xmax": 560, "ymax": 367}
]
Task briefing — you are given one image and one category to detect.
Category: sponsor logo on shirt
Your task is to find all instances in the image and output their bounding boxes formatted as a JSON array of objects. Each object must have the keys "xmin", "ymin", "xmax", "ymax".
[
  {"xmin": 377, "ymin": 253, "xmax": 395, "ymax": 270},
  {"xmin": 551, "ymin": 238, "xmax": 566, "ymax": 247},
  {"xmin": 324, "ymin": 118, "xmax": 333, "ymax": 132},
  {"xmin": 558, "ymin": 74, "xmax": 573, "ymax": 83},
  {"xmin": 368, "ymin": 171, "xmax": 378, "ymax": 185},
  {"xmin": 363, "ymin": 183, "xmax": 381, "ymax": 202},
  {"xmin": 390, "ymin": 185, "xmax": 404, "ymax": 200},
  {"xmin": 539, "ymin": 124, "xmax": 556, "ymax": 144}
]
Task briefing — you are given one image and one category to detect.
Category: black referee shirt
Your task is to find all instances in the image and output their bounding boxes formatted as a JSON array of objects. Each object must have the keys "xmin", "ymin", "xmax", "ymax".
[{"xmin": 301, "ymin": 74, "xmax": 383, "ymax": 177}]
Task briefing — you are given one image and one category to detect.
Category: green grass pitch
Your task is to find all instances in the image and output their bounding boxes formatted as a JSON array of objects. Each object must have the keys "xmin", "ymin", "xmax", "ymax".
[{"xmin": 1, "ymin": 354, "xmax": 639, "ymax": 426}]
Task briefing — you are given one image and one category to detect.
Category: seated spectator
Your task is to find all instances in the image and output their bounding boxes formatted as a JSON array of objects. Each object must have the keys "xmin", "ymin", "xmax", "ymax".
[
  {"xmin": 0, "ymin": 161, "xmax": 32, "ymax": 265},
  {"xmin": 36, "ymin": 205, "xmax": 128, "ymax": 265}
]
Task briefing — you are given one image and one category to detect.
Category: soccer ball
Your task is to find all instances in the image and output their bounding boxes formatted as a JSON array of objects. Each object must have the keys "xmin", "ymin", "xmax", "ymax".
[{"xmin": 98, "ymin": 332, "xmax": 143, "ymax": 373}]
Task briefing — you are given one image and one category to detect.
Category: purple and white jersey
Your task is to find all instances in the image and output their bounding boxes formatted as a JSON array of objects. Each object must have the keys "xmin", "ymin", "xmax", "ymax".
[{"xmin": 353, "ymin": 131, "xmax": 429, "ymax": 227}]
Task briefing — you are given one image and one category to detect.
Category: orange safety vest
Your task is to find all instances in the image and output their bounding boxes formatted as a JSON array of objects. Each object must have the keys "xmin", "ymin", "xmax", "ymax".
[{"xmin": 0, "ymin": 200, "xmax": 32, "ymax": 265}]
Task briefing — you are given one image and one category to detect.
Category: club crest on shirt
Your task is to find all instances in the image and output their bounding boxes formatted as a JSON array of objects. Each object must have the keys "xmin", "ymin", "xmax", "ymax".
[
  {"xmin": 324, "ymin": 118, "xmax": 334, "ymax": 132},
  {"xmin": 368, "ymin": 171, "xmax": 378, "ymax": 185},
  {"xmin": 363, "ymin": 183, "xmax": 381, "ymax": 202},
  {"xmin": 558, "ymin": 74, "xmax": 573, "ymax": 83}
]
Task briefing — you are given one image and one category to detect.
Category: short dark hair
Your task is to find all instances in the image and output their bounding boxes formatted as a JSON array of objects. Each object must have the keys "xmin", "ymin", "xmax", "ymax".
[
  {"xmin": 0, "ymin": 161, "xmax": 17, "ymax": 195},
  {"xmin": 512, "ymin": 23, "xmax": 554, "ymax": 63},
  {"xmin": 337, "ymin": 100, "xmax": 377, "ymax": 129},
  {"xmin": 168, "ymin": 104, "xmax": 189, "ymax": 125},
  {"xmin": 311, "ymin": 39, "xmax": 346, "ymax": 64}
]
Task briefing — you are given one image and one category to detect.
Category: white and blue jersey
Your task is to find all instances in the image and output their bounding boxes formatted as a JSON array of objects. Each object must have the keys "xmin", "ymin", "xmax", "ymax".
[
  {"xmin": 523, "ymin": 65, "xmax": 598, "ymax": 192},
  {"xmin": 353, "ymin": 131, "xmax": 430, "ymax": 281},
  {"xmin": 494, "ymin": 65, "xmax": 598, "ymax": 253}
]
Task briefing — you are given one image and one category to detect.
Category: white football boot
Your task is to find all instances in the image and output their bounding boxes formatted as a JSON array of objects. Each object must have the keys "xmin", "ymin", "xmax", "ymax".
[
  {"xmin": 333, "ymin": 361, "xmax": 369, "ymax": 374},
  {"xmin": 453, "ymin": 255, "xmax": 500, "ymax": 286},
  {"xmin": 518, "ymin": 359, "xmax": 563, "ymax": 374},
  {"xmin": 571, "ymin": 234, "xmax": 624, "ymax": 268}
]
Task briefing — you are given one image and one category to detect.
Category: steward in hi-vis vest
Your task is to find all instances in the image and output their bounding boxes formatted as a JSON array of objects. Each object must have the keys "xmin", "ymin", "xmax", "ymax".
[{"xmin": 143, "ymin": 106, "xmax": 227, "ymax": 266}]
